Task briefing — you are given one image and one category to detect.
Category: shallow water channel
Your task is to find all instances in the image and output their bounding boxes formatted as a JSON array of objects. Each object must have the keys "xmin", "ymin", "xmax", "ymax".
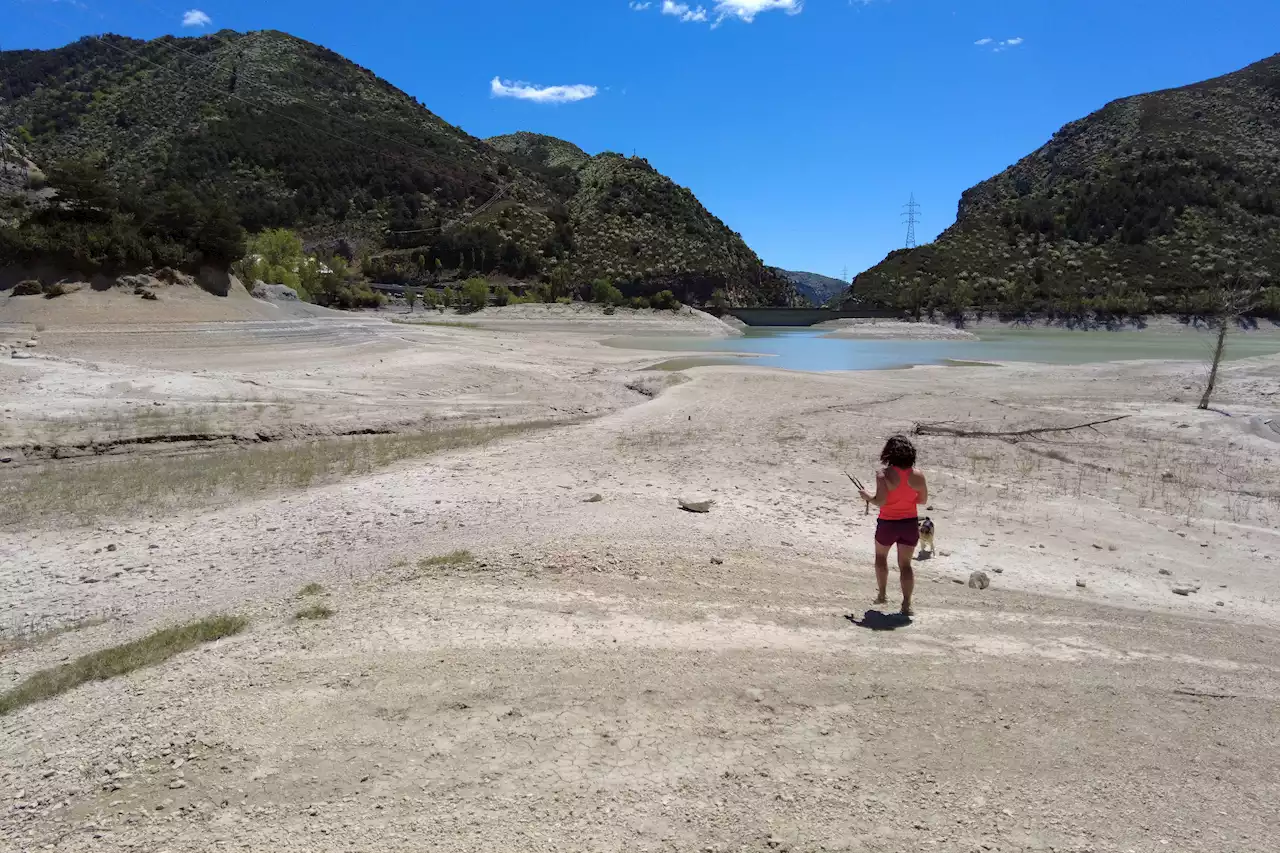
[{"xmin": 607, "ymin": 326, "xmax": 1280, "ymax": 372}]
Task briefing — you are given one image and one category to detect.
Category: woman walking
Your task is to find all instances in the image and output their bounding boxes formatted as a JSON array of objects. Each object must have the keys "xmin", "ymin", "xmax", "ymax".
[{"xmin": 858, "ymin": 435, "xmax": 929, "ymax": 616}]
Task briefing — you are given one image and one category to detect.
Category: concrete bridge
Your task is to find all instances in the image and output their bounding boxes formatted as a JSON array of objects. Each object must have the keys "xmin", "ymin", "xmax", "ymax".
[{"xmin": 719, "ymin": 307, "xmax": 899, "ymax": 327}]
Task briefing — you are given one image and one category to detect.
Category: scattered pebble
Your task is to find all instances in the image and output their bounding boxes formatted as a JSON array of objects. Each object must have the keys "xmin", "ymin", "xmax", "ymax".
[
  {"xmin": 1076, "ymin": 579, "xmax": 1087, "ymax": 589},
  {"xmin": 968, "ymin": 571, "xmax": 990, "ymax": 590},
  {"xmin": 710, "ymin": 556, "xmax": 724, "ymax": 565}
]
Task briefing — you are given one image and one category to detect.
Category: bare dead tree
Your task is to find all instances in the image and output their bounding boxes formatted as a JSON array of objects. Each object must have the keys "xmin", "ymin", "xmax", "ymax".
[{"xmin": 1198, "ymin": 273, "xmax": 1262, "ymax": 411}]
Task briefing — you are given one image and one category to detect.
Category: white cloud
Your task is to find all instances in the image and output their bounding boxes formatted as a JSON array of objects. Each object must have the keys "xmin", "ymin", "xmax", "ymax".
[
  {"xmin": 662, "ymin": 1, "xmax": 708, "ymax": 22},
  {"xmin": 713, "ymin": 0, "xmax": 802, "ymax": 23},
  {"xmin": 655, "ymin": 0, "xmax": 800, "ymax": 25},
  {"xmin": 976, "ymin": 36, "xmax": 1026, "ymax": 52},
  {"xmin": 629, "ymin": 1, "xmax": 652, "ymax": 9},
  {"xmin": 182, "ymin": 9, "xmax": 212, "ymax": 28},
  {"xmin": 489, "ymin": 77, "xmax": 599, "ymax": 104}
]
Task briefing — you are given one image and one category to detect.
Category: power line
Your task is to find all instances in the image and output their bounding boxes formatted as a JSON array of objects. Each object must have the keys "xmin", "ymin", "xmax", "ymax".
[{"xmin": 902, "ymin": 192, "xmax": 921, "ymax": 249}]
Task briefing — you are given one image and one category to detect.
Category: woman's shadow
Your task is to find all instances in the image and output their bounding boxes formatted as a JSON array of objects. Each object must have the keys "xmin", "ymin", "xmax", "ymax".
[{"xmin": 845, "ymin": 609, "xmax": 913, "ymax": 631}]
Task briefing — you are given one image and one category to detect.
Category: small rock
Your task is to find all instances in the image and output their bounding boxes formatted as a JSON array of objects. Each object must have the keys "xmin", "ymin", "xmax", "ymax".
[
  {"xmin": 0, "ymin": 456, "xmax": 10, "ymax": 464},
  {"xmin": 968, "ymin": 571, "xmax": 990, "ymax": 590},
  {"xmin": 1158, "ymin": 568, "xmax": 1172, "ymax": 576},
  {"xmin": 678, "ymin": 497, "xmax": 715, "ymax": 514},
  {"xmin": 780, "ymin": 540, "xmax": 794, "ymax": 547},
  {"xmin": 582, "ymin": 493, "xmax": 603, "ymax": 503},
  {"xmin": 24, "ymin": 339, "xmax": 38, "ymax": 348},
  {"xmin": 1092, "ymin": 543, "xmax": 1103, "ymax": 550},
  {"xmin": 938, "ymin": 549, "xmax": 952, "ymax": 557},
  {"xmin": 1076, "ymin": 579, "xmax": 1087, "ymax": 589},
  {"xmin": 149, "ymin": 544, "xmax": 160, "ymax": 550},
  {"xmin": 106, "ymin": 543, "xmax": 118, "ymax": 552},
  {"xmin": 710, "ymin": 556, "xmax": 724, "ymax": 565},
  {"xmin": 168, "ymin": 780, "xmax": 186, "ymax": 790},
  {"xmin": 1216, "ymin": 600, "xmax": 1225, "ymax": 607},
  {"xmin": 10, "ymin": 351, "xmax": 33, "ymax": 360},
  {"xmin": 1172, "ymin": 584, "xmax": 1199, "ymax": 596}
]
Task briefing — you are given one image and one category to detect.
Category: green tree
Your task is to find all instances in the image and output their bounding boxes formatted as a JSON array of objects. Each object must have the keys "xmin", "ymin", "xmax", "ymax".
[
  {"xmin": 494, "ymin": 284, "xmax": 513, "ymax": 306},
  {"xmin": 548, "ymin": 265, "xmax": 573, "ymax": 302},
  {"xmin": 193, "ymin": 199, "xmax": 246, "ymax": 267},
  {"xmin": 651, "ymin": 290, "xmax": 680, "ymax": 310},
  {"xmin": 248, "ymin": 228, "xmax": 304, "ymax": 270},
  {"xmin": 443, "ymin": 286, "xmax": 456, "ymax": 308},
  {"xmin": 405, "ymin": 288, "xmax": 418, "ymax": 312},
  {"xmin": 461, "ymin": 277, "xmax": 489, "ymax": 312},
  {"xmin": 590, "ymin": 278, "xmax": 624, "ymax": 306},
  {"xmin": 709, "ymin": 288, "xmax": 730, "ymax": 311},
  {"xmin": 46, "ymin": 157, "xmax": 113, "ymax": 216}
]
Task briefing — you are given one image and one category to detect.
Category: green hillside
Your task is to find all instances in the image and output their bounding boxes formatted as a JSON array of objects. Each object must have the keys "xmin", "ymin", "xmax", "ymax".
[
  {"xmin": 0, "ymin": 31, "xmax": 794, "ymax": 306},
  {"xmin": 850, "ymin": 53, "xmax": 1280, "ymax": 318}
]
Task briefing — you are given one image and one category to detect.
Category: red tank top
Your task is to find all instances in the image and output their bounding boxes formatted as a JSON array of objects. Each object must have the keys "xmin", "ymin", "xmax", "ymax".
[{"xmin": 879, "ymin": 467, "xmax": 920, "ymax": 521}]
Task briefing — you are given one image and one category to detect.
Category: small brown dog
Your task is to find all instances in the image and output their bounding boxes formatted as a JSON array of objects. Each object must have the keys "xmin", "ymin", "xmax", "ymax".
[{"xmin": 918, "ymin": 517, "xmax": 936, "ymax": 555}]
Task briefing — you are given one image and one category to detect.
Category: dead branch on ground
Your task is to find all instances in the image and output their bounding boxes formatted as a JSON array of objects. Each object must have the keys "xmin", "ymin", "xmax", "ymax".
[{"xmin": 913, "ymin": 415, "xmax": 1130, "ymax": 441}]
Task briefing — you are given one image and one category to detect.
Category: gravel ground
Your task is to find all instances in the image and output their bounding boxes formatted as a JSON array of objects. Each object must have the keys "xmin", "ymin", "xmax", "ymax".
[{"xmin": 3, "ymin": 306, "xmax": 1280, "ymax": 852}]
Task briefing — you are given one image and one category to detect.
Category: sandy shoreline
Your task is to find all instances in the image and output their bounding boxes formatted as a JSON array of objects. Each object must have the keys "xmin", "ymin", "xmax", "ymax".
[{"xmin": 3, "ymin": 294, "xmax": 1280, "ymax": 852}]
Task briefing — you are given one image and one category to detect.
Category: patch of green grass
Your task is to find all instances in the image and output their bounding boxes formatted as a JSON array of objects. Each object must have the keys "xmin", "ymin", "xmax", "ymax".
[
  {"xmin": 4, "ymin": 419, "xmax": 565, "ymax": 529},
  {"xmin": 297, "ymin": 582, "xmax": 326, "ymax": 597},
  {"xmin": 0, "ymin": 615, "xmax": 247, "ymax": 716},
  {"xmin": 417, "ymin": 550, "xmax": 473, "ymax": 569},
  {"xmin": 295, "ymin": 604, "xmax": 334, "ymax": 621}
]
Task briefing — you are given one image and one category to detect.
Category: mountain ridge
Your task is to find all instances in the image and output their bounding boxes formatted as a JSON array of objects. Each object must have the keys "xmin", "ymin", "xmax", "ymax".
[
  {"xmin": 0, "ymin": 31, "xmax": 795, "ymax": 306},
  {"xmin": 849, "ymin": 52, "xmax": 1280, "ymax": 317}
]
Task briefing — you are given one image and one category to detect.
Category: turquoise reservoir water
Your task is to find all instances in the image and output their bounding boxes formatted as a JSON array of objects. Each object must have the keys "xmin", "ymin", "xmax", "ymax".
[{"xmin": 607, "ymin": 326, "xmax": 1280, "ymax": 372}]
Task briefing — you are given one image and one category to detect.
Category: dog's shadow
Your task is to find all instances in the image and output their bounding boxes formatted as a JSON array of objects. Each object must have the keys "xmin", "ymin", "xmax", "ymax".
[{"xmin": 845, "ymin": 609, "xmax": 913, "ymax": 631}]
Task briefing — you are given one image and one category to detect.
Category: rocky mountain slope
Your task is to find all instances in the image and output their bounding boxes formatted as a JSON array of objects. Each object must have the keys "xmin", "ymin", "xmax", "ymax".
[
  {"xmin": 849, "ymin": 53, "xmax": 1280, "ymax": 316},
  {"xmin": 772, "ymin": 268, "xmax": 847, "ymax": 306},
  {"xmin": 0, "ymin": 32, "xmax": 793, "ymax": 306}
]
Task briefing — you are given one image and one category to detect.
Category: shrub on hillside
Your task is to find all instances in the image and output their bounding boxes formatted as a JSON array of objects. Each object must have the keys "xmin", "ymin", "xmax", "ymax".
[
  {"xmin": 590, "ymin": 278, "xmax": 624, "ymax": 306},
  {"xmin": 651, "ymin": 289, "xmax": 680, "ymax": 310},
  {"xmin": 461, "ymin": 277, "xmax": 489, "ymax": 312}
]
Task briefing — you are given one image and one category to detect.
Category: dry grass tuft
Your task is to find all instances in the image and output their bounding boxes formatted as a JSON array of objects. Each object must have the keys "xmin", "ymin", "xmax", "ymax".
[
  {"xmin": 0, "ymin": 615, "xmax": 247, "ymax": 716},
  {"xmin": 418, "ymin": 550, "xmax": 474, "ymax": 570},
  {"xmin": 0, "ymin": 612, "xmax": 116, "ymax": 658},
  {"xmin": 294, "ymin": 604, "xmax": 334, "ymax": 621},
  {"xmin": 4, "ymin": 420, "xmax": 561, "ymax": 529},
  {"xmin": 297, "ymin": 582, "xmax": 326, "ymax": 597}
]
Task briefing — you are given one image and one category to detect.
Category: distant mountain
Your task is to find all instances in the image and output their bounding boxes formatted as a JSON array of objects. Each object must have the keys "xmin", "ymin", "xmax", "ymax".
[
  {"xmin": 849, "ymin": 53, "xmax": 1280, "ymax": 317},
  {"xmin": 772, "ymin": 269, "xmax": 847, "ymax": 307},
  {"xmin": 0, "ymin": 32, "xmax": 795, "ymax": 306}
]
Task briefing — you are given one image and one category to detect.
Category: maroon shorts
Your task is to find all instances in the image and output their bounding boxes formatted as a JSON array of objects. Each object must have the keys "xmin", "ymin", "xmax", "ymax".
[{"xmin": 875, "ymin": 518, "xmax": 920, "ymax": 548}]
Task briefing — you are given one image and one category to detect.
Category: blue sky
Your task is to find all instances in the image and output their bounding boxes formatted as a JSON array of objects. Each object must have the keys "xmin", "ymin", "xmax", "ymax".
[{"xmin": 6, "ymin": 1, "xmax": 1280, "ymax": 278}]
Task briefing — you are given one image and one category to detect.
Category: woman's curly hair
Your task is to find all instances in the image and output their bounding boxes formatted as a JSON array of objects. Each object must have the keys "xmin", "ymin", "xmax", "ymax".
[{"xmin": 880, "ymin": 434, "xmax": 917, "ymax": 469}]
